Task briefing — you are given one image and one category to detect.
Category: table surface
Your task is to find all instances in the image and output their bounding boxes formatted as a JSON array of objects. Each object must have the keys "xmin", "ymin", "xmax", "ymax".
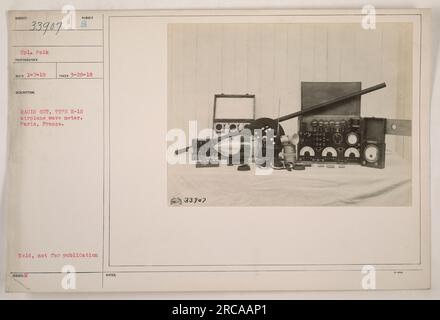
[{"xmin": 168, "ymin": 151, "xmax": 412, "ymax": 207}]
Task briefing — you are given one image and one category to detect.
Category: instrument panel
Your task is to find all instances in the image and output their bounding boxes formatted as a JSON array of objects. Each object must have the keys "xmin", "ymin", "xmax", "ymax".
[{"xmin": 297, "ymin": 117, "xmax": 362, "ymax": 163}]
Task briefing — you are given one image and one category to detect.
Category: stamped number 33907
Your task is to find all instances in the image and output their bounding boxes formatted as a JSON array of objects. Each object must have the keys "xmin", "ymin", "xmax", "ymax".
[
  {"xmin": 184, "ymin": 197, "xmax": 206, "ymax": 204},
  {"xmin": 169, "ymin": 196, "xmax": 206, "ymax": 206}
]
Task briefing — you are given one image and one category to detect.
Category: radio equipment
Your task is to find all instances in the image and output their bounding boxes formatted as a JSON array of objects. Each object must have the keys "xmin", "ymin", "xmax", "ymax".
[
  {"xmin": 208, "ymin": 93, "xmax": 256, "ymax": 165},
  {"xmin": 212, "ymin": 93, "xmax": 255, "ymax": 135},
  {"xmin": 297, "ymin": 82, "xmax": 364, "ymax": 164},
  {"xmin": 298, "ymin": 116, "xmax": 362, "ymax": 163},
  {"xmin": 191, "ymin": 136, "xmax": 252, "ymax": 167},
  {"xmin": 176, "ymin": 82, "xmax": 411, "ymax": 170}
]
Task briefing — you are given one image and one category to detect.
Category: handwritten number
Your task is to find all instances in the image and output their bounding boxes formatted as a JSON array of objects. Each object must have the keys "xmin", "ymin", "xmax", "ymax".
[{"xmin": 56, "ymin": 22, "xmax": 62, "ymax": 35}]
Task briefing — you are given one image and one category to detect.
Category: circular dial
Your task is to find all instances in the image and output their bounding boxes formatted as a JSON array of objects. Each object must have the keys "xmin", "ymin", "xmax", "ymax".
[
  {"xmin": 364, "ymin": 144, "xmax": 379, "ymax": 163},
  {"xmin": 346, "ymin": 132, "xmax": 359, "ymax": 145},
  {"xmin": 299, "ymin": 146, "xmax": 315, "ymax": 157},
  {"xmin": 321, "ymin": 147, "xmax": 337, "ymax": 158},
  {"xmin": 344, "ymin": 147, "xmax": 360, "ymax": 158}
]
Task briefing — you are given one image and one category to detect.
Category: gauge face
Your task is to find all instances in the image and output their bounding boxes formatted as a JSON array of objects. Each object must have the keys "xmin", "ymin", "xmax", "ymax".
[
  {"xmin": 215, "ymin": 123, "xmax": 223, "ymax": 131},
  {"xmin": 364, "ymin": 144, "xmax": 379, "ymax": 163},
  {"xmin": 321, "ymin": 147, "xmax": 337, "ymax": 158},
  {"xmin": 344, "ymin": 147, "xmax": 360, "ymax": 158},
  {"xmin": 229, "ymin": 123, "xmax": 237, "ymax": 131},
  {"xmin": 346, "ymin": 132, "xmax": 359, "ymax": 145}
]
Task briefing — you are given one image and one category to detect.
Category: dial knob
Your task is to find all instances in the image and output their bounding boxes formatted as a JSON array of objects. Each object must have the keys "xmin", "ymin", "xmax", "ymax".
[
  {"xmin": 333, "ymin": 133, "xmax": 343, "ymax": 144},
  {"xmin": 346, "ymin": 132, "xmax": 359, "ymax": 145},
  {"xmin": 364, "ymin": 144, "xmax": 380, "ymax": 163}
]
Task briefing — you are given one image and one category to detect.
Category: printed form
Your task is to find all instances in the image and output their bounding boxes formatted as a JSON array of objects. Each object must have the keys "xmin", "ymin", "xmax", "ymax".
[{"xmin": 7, "ymin": 12, "xmax": 105, "ymax": 291}]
